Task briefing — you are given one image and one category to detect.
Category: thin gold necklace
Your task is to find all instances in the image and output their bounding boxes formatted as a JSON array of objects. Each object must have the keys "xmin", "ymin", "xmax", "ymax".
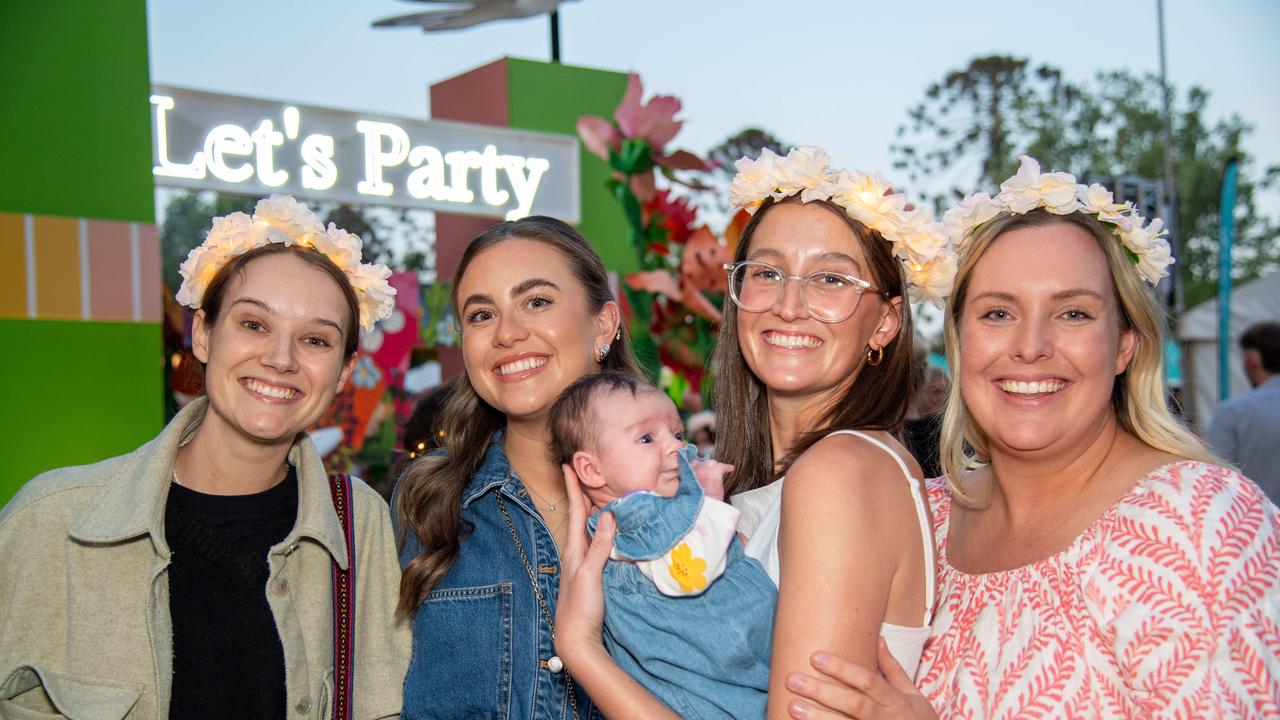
[
  {"xmin": 496, "ymin": 494, "xmax": 580, "ymax": 720},
  {"xmin": 524, "ymin": 481, "xmax": 569, "ymax": 514}
]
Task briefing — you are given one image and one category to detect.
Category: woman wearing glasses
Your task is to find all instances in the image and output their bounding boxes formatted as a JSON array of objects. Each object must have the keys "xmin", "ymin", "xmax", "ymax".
[{"xmin": 554, "ymin": 148, "xmax": 958, "ymax": 718}]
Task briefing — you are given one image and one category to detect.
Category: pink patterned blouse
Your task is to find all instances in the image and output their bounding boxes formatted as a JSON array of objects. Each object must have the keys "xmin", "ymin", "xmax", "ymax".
[{"xmin": 917, "ymin": 461, "xmax": 1280, "ymax": 719}]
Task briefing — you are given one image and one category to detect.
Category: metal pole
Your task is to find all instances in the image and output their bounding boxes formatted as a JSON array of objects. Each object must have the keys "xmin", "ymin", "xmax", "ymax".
[
  {"xmin": 1218, "ymin": 158, "xmax": 1239, "ymax": 401},
  {"xmin": 550, "ymin": 11, "xmax": 561, "ymax": 63},
  {"xmin": 1156, "ymin": 0, "xmax": 1181, "ymax": 313}
]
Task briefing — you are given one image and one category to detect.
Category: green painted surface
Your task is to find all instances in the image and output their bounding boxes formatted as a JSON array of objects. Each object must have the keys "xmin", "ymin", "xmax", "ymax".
[
  {"xmin": 0, "ymin": 320, "xmax": 163, "ymax": 507},
  {"xmin": 0, "ymin": 2, "xmax": 154, "ymax": 222},
  {"xmin": 506, "ymin": 59, "xmax": 635, "ymax": 273}
]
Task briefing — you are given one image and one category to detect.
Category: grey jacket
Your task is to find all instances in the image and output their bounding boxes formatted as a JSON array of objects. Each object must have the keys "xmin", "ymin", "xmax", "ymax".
[{"xmin": 0, "ymin": 398, "xmax": 411, "ymax": 719}]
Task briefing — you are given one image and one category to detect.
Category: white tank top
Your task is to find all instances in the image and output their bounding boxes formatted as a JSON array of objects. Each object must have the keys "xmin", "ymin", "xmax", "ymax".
[{"xmin": 730, "ymin": 430, "xmax": 936, "ymax": 679}]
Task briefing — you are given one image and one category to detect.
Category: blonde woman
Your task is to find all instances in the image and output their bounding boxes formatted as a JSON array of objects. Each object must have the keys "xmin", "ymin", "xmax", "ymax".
[{"xmin": 783, "ymin": 158, "xmax": 1280, "ymax": 719}]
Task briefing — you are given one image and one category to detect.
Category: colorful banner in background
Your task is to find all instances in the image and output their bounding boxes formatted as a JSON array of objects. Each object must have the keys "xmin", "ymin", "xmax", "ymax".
[{"xmin": 0, "ymin": 212, "xmax": 162, "ymax": 323}]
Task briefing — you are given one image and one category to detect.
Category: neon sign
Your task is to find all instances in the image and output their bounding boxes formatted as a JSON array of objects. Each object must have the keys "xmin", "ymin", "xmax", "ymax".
[{"xmin": 151, "ymin": 86, "xmax": 579, "ymax": 221}]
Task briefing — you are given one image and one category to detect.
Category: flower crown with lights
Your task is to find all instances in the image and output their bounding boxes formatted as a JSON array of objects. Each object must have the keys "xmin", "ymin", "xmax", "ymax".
[
  {"xmin": 941, "ymin": 155, "xmax": 1175, "ymax": 286},
  {"xmin": 728, "ymin": 146, "xmax": 957, "ymax": 307},
  {"xmin": 175, "ymin": 195, "xmax": 396, "ymax": 330}
]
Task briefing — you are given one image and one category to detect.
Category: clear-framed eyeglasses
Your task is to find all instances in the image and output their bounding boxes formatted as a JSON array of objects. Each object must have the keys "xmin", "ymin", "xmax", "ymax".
[{"xmin": 723, "ymin": 260, "xmax": 881, "ymax": 324}]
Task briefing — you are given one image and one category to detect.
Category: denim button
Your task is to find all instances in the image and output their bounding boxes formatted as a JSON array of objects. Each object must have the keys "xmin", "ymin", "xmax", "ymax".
[{"xmin": 547, "ymin": 656, "xmax": 563, "ymax": 673}]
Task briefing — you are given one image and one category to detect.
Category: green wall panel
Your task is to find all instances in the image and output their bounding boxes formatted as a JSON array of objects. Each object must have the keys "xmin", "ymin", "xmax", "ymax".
[
  {"xmin": 0, "ymin": 2, "xmax": 154, "ymax": 222},
  {"xmin": 506, "ymin": 59, "xmax": 634, "ymax": 272},
  {"xmin": 0, "ymin": 319, "xmax": 163, "ymax": 506}
]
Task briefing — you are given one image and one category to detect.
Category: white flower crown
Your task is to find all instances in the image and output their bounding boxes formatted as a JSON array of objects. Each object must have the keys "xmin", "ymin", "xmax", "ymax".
[
  {"xmin": 175, "ymin": 195, "xmax": 396, "ymax": 331},
  {"xmin": 942, "ymin": 155, "xmax": 1175, "ymax": 286},
  {"xmin": 728, "ymin": 146, "xmax": 956, "ymax": 307}
]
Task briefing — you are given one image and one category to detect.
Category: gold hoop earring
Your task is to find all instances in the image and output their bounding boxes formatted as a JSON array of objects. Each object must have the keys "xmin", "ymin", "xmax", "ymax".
[{"xmin": 866, "ymin": 345, "xmax": 884, "ymax": 366}]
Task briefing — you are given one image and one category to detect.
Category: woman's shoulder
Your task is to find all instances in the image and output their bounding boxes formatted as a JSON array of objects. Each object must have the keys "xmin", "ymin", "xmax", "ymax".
[
  {"xmin": 1, "ymin": 452, "xmax": 137, "ymax": 527},
  {"xmin": 783, "ymin": 431, "xmax": 923, "ymax": 518},
  {"xmin": 1108, "ymin": 459, "xmax": 1278, "ymax": 561},
  {"xmin": 790, "ymin": 430, "xmax": 917, "ymax": 482}
]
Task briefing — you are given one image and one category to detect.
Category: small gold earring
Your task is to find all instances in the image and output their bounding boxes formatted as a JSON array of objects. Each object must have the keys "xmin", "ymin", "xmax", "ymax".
[{"xmin": 866, "ymin": 345, "xmax": 884, "ymax": 366}]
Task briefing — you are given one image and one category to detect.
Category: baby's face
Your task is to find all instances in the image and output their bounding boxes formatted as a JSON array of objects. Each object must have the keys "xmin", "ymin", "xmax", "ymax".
[{"xmin": 590, "ymin": 389, "xmax": 686, "ymax": 499}]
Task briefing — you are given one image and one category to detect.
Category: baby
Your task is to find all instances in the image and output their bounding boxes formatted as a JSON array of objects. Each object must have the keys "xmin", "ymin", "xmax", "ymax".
[{"xmin": 549, "ymin": 372, "xmax": 776, "ymax": 720}]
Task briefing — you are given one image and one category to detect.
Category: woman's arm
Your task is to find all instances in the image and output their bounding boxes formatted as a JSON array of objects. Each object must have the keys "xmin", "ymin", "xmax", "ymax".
[
  {"xmin": 553, "ymin": 465, "xmax": 681, "ymax": 720},
  {"xmin": 785, "ymin": 639, "xmax": 937, "ymax": 719},
  {"xmin": 766, "ymin": 435, "xmax": 923, "ymax": 719}
]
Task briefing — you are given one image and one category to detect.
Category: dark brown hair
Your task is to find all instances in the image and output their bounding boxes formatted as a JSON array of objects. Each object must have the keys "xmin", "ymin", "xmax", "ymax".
[
  {"xmin": 1241, "ymin": 321, "xmax": 1280, "ymax": 373},
  {"xmin": 712, "ymin": 197, "xmax": 915, "ymax": 497},
  {"xmin": 548, "ymin": 372, "xmax": 651, "ymax": 466},
  {"xmin": 200, "ymin": 243, "xmax": 361, "ymax": 359},
  {"xmin": 394, "ymin": 216, "xmax": 645, "ymax": 618}
]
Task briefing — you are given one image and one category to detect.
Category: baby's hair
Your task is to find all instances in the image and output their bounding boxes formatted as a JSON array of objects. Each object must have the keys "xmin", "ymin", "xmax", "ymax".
[{"xmin": 548, "ymin": 372, "xmax": 654, "ymax": 466}]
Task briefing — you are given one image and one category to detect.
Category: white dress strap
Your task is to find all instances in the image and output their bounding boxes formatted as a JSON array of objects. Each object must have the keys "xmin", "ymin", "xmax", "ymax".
[{"xmin": 823, "ymin": 430, "xmax": 936, "ymax": 627}]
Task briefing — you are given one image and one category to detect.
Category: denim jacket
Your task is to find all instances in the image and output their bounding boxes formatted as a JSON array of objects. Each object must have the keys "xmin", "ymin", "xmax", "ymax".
[
  {"xmin": 586, "ymin": 447, "xmax": 776, "ymax": 720},
  {"xmin": 397, "ymin": 431, "xmax": 601, "ymax": 720}
]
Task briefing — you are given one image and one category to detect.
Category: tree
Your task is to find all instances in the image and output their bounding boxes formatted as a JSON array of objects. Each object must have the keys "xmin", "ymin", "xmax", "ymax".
[
  {"xmin": 893, "ymin": 56, "xmax": 1279, "ymax": 308},
  {"xmin": 707, "ymin": 128, "xmax": 791, "ymax": 178}
]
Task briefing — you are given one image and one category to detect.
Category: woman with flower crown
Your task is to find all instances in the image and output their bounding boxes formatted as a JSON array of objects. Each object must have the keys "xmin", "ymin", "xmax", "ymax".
[
  {"xmin": 779, "ymin": 157, "xmax": 1280, "ymax": 719},
  {"xmin": 551, "ymin": 147, "xmax": 956, "ymax": 718},
  {"xmin": 0, "ymin": 196, "xmax": 411, "ymax": 719}
]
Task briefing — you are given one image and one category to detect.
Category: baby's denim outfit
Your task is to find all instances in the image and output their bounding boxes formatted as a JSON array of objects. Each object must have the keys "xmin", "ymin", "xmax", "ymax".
[{"xmin": 587, "ymin": 446, "xmax": 776, "ymax": 720}]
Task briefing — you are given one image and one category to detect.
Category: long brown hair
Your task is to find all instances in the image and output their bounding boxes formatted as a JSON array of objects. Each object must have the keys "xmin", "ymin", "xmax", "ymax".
[
  {"xmin": 713, "ymin": 197, "xmax": 915, "ymax": 497},
  {"xmin": 394, "ymin": 217, "xmax": 644, "ymax": 618}
]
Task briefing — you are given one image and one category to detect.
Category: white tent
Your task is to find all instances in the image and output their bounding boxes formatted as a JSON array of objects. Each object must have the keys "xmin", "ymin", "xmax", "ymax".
[{"xmin": 1177, "ymin": 272, "xmax": 1280, "ymax": 431}]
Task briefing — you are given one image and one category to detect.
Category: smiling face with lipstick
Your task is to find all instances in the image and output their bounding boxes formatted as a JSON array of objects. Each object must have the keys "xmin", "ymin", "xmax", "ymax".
[{"xmin": 455, "ymin": 237, "xmax": 620, "ymax": 427}]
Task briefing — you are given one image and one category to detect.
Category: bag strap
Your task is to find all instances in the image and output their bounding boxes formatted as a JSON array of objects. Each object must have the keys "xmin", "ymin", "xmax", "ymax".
[{"xmin": 328, "ymin": 473, "xmax": 356, "ymax": 720}]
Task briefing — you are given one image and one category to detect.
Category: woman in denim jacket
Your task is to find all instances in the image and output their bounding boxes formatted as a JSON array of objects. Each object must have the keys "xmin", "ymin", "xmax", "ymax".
[{"xmin": 394, "ymin": 217, "xmax": 644, "ymax": 720}]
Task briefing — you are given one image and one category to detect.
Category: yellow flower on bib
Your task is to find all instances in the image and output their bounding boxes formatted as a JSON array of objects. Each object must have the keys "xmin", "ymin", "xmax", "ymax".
[{"xmin": 668, "ymin": 542, "xmax": 708, "ymax": 593}]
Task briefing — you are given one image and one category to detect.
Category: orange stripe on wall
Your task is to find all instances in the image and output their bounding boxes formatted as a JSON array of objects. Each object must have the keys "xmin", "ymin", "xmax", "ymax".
[
  {"xmin": 0, "ymin": 213, "xmax": 26, "ymax": 318},
  {"xmin": 87, "ymin": 220, "xmax": 134, "ymax": 321},
  {"xmin": 137, "ymin": 223, "xmax": 161, "ymax": 322},
  {"xmin": 33, "ymin": 216, "xmax": 81, "ymax": 320}
]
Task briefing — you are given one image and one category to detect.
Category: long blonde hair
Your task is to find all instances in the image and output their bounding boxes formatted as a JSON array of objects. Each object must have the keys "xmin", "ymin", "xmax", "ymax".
[{"xmin": 939, "ymin": 209, "xmax": 1216, "ymax": 506}]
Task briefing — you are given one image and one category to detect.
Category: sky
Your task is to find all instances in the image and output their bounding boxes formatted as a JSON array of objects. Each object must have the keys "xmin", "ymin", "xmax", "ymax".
[{"xmin": 148, "ymin": 0, "xmax": 1279, "ymax": 218}]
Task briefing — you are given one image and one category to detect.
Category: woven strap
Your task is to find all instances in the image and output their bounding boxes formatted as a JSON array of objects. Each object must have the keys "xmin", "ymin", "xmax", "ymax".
[{"xmin": 328, "ymin": 473, "xmax": 356, "ymax": 720}]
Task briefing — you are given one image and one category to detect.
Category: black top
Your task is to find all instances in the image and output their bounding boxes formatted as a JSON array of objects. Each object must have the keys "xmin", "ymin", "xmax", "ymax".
[{"xmin": 165, "ymin": 465, "xmax": 298, "ymax": 720}]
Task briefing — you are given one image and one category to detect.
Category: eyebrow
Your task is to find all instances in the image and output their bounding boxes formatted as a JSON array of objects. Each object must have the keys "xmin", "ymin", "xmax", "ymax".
[
  {"xmin": 745, "ymin": 248, "xmax": 864, "ymax": 272},
  {"xmin": 462, "ymin": 278, "xmax": 561, "ymax": 311},
  {"xmin": 970, "ymin": 289, "xmax": 1105, "ymax": 303},
  {"xmin": 230, "ymin": 297, "xmax": 344, "ymax": 333}
]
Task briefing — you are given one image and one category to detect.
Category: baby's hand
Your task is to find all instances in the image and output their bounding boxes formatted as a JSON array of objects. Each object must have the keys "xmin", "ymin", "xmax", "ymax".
[{"xmin": 690, "ymin": 458, "xmax": 733, "ymax": 501}]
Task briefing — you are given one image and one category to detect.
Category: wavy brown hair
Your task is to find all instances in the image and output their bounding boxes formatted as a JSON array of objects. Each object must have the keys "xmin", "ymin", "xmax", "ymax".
[
  {"xmin": 713, "ymin": 197, "xmax": 915, "ymax": 497},
  {"xmin": 394, "ymin": 217, "xmax": 644, "ymax": 618}
]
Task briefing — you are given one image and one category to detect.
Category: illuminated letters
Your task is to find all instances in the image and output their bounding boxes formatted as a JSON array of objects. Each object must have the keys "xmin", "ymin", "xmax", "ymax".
[
  {"xmin": 406, "ymin": 145, "xmax": 448, "ymax": 201},
  {"xmin": 251, "ymin": 119, "xmax": 288, "ymax": 187},
  {"xmin": 301, "ymin": 134, "xmax": 337, "ymax": 191},
  {"xmin": 151, "ymin": 88, "xmax": 572, "ymax": 221},
  {"xmin": 356, "ymin": 121, "xmax": 410, "ymax": 197},
  {"xmin": 503, "ymin": 157, "xmax": 550, "ymax": 221},
  {"xmin": 204, "ymin": 124, "xmax": 255, "ymax": 183},
  {"xmin": 151, "ymin": 95, "xmax": 206, "ymax": 179}
]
